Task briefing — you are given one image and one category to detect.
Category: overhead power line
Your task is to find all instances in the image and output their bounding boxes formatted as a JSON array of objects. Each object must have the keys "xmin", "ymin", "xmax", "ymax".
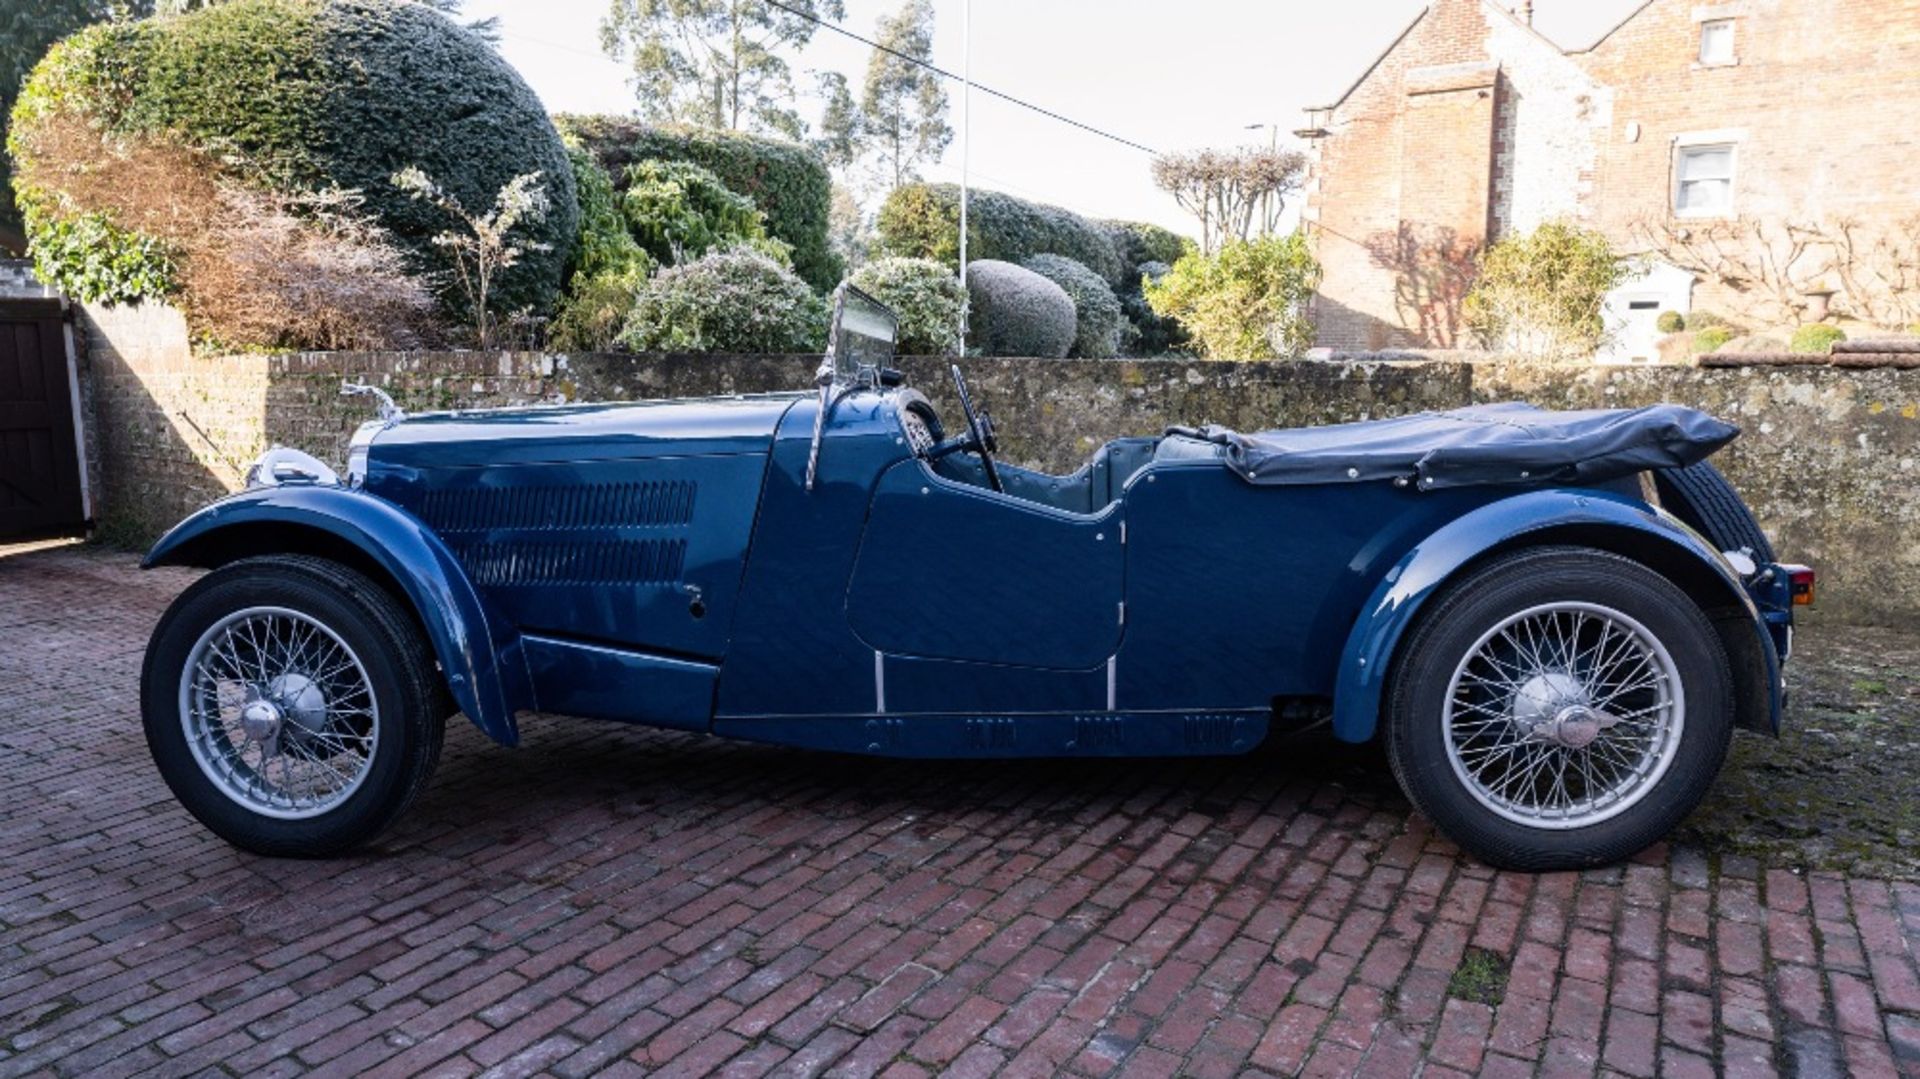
[{"xmin": 758, "ymin": 0, "xmax": 1159, "ymax": 155}]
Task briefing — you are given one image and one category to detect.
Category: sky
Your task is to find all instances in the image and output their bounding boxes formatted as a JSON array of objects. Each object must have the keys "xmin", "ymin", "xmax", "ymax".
[{"xmin": 466, "ymin": 0, "xmax": 1646, "ymax": 235}]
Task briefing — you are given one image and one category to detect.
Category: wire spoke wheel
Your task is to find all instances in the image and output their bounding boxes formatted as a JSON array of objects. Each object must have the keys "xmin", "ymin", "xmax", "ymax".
[
  {"xmin": 178, "ymin": 606, "xmax": 380, "ymax": 820},
  {"xmin": 1442, "ymin": 601, "xmax": 1685, "ymax": 830}
]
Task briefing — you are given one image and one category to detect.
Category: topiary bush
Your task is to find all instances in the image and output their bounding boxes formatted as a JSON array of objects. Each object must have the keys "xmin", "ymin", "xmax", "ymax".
[
  {"xmin": 1655, "ymin": 310, "xmax": 1686, "ymax": 334},
  {"xmin": 559, "ymin": 114, "xmax": 839, "ymax": 292},
  {"xmin": 1102, "ymin": 219, "xmax": 1190, "ymax": 274},
  {"xmin": 618, "ymin": 247, "xmax": 826, "ymax": 354},
  {"xmin": 1692, "ymin": 326, "xmax": 1734, "ymax": 353},
  {"xmin": 1789, "ymin": 323, "xmax": 1846, "ymax": 354},
  {"xmin": 848, "ymin": 257, "xmax": 966, "ymax": 356},
  {"xmin": 1021, "ymin": 253, "xmax": 1125, "ymax": 358},
  {"xmin": 964, "ymin": 259, "xmax": 1075, "ymax": 358},
  {"xmin": 10, "ymin": 0, "xmax": 578, "ymax": 321},
  {"xmin": 878, "ymin": 183, "xmax": 1124, "ymax": 285}
]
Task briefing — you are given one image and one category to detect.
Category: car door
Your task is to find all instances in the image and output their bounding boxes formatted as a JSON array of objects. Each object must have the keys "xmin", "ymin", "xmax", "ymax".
[{"xmin": 846, "ymin": 458, "xmax": 1124, "ymax": 670}]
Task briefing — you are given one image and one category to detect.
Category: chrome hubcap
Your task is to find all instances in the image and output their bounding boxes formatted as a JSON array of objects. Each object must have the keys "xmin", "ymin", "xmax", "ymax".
[
  {"xmin": 178, "ymin": 607, "xmax": 379, "ymax": 820},
  {"xmin": 1443, "ymin": 601, "xmax": 1684, "ymax": 829}
]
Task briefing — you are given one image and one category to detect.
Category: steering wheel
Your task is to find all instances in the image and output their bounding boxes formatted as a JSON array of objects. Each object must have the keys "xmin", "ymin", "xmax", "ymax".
[{"xmin": 949, "ymin": 363, "xmax": 1003, "ymax": 493}]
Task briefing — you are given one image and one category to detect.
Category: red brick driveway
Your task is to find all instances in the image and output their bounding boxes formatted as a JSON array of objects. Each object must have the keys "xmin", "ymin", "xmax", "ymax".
[{"xmin": 1, "ymin": 544, "xmax": 1916, "ymax": 1078}]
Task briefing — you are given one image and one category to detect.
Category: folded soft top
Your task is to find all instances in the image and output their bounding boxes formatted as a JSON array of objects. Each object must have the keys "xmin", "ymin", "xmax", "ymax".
[{"xmin": 1166, "ymin": 402, "xmax": 1739, "ymax": 490}]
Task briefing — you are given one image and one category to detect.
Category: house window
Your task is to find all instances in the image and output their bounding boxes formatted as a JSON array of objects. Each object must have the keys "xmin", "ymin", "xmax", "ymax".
[
  {"xmin": 1699, "ymin": 19, "xmax": 1735, "ymax": 65},
  {"xmin": 1675, "ymin": 144, "xmax": 1735, "ymax": 215}
]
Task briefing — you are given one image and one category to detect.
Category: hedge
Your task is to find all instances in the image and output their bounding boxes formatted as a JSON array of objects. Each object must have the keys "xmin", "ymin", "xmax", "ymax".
[
  {"xmin": 559, "ymin": 114, "xmax": 840, "ymax": 292},
  {"xmin": 877, "ymin": 183, "xmax": 1124, "ymax": 286},
  {"xmin": 10, "ymin": 0, "xmax": 579, "ymax": 315},
  {"xmin": 1101, "ymin": 219, "xmax": 1190, "ymax": 275}
]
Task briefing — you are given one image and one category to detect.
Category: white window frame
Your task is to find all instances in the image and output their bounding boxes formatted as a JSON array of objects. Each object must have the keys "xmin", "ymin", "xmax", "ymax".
[
  {"xmin": 1698, "ymin": 18, "xmax": 1736, "ymax": 66},
  {"xmin": 1672, "ymin": 137, "xmax": 1739, "ymax": 218}
]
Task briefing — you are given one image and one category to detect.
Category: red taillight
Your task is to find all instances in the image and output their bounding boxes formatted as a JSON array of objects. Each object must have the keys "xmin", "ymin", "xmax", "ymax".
[{"xmin": 1785, "ymin": 565, "xmax": 1815, "ymax": 607}]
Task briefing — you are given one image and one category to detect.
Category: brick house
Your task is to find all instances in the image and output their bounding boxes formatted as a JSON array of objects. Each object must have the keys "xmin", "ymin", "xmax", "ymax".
[{"xmin": 1297, "ymin": 0, "xmax": 1920, "ymax": 359}]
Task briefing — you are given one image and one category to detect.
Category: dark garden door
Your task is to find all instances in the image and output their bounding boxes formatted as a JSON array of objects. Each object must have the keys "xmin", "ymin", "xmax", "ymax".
[{"xmin": 0, "ymin": 297, "xmax": 88, "ymax": 541}]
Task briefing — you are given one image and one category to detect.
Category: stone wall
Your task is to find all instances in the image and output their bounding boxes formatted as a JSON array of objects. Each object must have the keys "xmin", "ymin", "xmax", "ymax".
[{"xmin": 81, "ymin": 306, "xmax": 1918, "ymax": 624}]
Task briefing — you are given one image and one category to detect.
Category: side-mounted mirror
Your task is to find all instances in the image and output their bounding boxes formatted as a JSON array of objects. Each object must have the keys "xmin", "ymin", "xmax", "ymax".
[{"xmin": 807, "ymin": 285, "xmax": 901, "ymax": 490}]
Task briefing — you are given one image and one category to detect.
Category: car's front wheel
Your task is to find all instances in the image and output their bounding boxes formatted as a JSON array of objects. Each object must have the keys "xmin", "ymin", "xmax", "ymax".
[
  {"xmin": 1384, "ymin": 546, "xmax": 1733, "ymax": 871},
  {"xmin": 142, "ymin": 555, "xmax": 444, "ymax": 857}
]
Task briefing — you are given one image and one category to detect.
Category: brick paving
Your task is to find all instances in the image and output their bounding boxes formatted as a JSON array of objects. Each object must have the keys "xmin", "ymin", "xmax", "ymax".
[{"xmin": 0, "ymin": 541, "xmax": 1916, "ymax": 1078}]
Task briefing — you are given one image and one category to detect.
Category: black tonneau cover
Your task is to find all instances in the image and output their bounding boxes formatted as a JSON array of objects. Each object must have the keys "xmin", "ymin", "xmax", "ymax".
[{"xmin": 1168, "ymin": 402, "xmax": 1738, "ymax": 491}]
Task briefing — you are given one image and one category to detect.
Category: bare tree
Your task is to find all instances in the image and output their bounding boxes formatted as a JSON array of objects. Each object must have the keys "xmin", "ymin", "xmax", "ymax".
[
  {"xmin": 1633, "ymin": 215, "xmax": 1824, "ymax": 326},
  {"xmin": 1150, "ymin": 146, "xmax": 1306, "ymax": 254},
  {"xmin": 392, "ymin": 166, "xmax": 551, "ymax": 349}
]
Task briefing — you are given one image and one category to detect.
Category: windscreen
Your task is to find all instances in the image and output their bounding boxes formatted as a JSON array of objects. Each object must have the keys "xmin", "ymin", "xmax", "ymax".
[{"xmin": 832, "ymin": 286, "xmax": 899, "ymax": 385}]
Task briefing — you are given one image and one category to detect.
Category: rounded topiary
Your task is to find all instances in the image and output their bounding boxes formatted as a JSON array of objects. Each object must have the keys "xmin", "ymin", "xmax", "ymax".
[
  {"xmin": 1692, "ymin": 326, "xmax": 1734, "ymax": 353},
  {"xmin": 964, "ymin": 259, "xmax": 1075, "ymax": 358},
  {"xmin": 1655, "ymin": 310, "xmax": 1686, "ymax": 334},
  {"xmin": 848, "ymin": 257, "xmax": 966, "ymax": 356},
  {"xmin": 1102, "ymin": 219, "xmax": 1191, "ymax": 274},
  {"xmin": 878, "ymin": 183, "xmax": 1124, "ymax": 285},
  {"xmin": 1789, "ymin": 323, "xmax": 1846, "ymax": 354},
  {"xmin": 1021, "ymin": 253, "xmax": 1125, "ymax": 358},
  {"xmin": 11, "ymin": 0, "xmax": 578, "ymax": 316},
  {"xmin": 618, "ymin": 247, "xmax": 826, "ymax": 354}
]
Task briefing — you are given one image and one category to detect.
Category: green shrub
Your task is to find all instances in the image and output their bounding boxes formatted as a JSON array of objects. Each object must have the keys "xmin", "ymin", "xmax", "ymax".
[
  {"xmin": 565, "ymin": 143, "xmax": 648, "ymax": 282},
  {"xmin": 1789, "ymin": 323, "xmax": 1846, "ymax": 354},
  {"xmin": 618, "ymin": 247, "xmax": 826, "ymax": 354},
  {"xmin": 1102, "ymin": 219, "xmax": 1190, "ymax": 273},
  {"xmin": 549, "ymin": 265, "xmax": 647, "ymax": 352},
  {"xmin": 1465, "ymin": 221, "xmax": 1624, "ymax": 360},
  {"xmin": 1686, "ymin": 309, "xmax": 1738, "ymax": 332},
  {"xmin": 878, "ymin": 183, "xmax": 1124, "ymax": 285},
  {"xmin": 1692, "ymin": 326, "xmax": 1734, "ymax": 353},
  {"xmin": 848, "ymin": 257, "xmax": 966, "ymax": 355},
  {"xmin": 1144, "ymin": 233, "xmax": 1319, "ymax": 359},
  {"xmin": 964, "ymin": 259, "xmax": 1075, "ymax": 358},
  {"xmin": 15, "ymin": 202, "xmax": 176, "ymax": 305},
  {"xmin": 550, "ymin": 144, "xmax": 654, "ymax": 352},
  {"xmin": 621, "ymin": 159, "xmax": 784, "ymax": 267},
  {"xmin": 559, "ymin": 114, "xmax": 839, "ymax": 292},
  {"xmin": 1021, "ymin": 253, "xmax": 1125, "ymax": 358},
  {"xmin": 11, "ymin": 0, "xmax": 578, "ymax": 317},
  {"xmin": 1655, "ymin": 310, "xmax": 1685, "ymax": 334},
  {"xmin": 1121, "ymin": 260, "xmax": 1188, "ymax": 356}
]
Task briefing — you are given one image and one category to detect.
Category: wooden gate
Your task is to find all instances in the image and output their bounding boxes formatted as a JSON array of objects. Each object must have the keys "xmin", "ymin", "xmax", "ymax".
[{"xmin": 0, "ymin": 298, "xmax": 88, "ymax": 541}]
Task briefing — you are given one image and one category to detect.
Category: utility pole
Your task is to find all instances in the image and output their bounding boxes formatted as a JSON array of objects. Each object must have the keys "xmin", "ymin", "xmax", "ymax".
[{"xmin": 958, "ymin": 0, "xmax": 971, "ymax": 350}]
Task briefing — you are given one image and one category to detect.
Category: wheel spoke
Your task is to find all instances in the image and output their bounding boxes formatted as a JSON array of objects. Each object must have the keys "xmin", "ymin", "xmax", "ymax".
[
  {"xmin": 1444, "ymin": 600, "xmax": 1684, "ymax": 831},
  {"xmin": 179, "ymin": 607, "xmax": 380, "ymax": 820}
]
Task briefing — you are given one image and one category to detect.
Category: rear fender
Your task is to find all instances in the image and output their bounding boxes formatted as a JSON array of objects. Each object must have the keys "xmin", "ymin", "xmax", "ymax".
[
  {"xmin": 1331, "ymin": 488, "xmax": 1780, "ymax": 743},
  {"xmin": 144, "ymin": 484, "xmax": 529, "ymax": 746}
]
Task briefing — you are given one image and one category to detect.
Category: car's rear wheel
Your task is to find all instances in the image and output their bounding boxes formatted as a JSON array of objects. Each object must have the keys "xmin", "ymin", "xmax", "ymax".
[
  {"xmin": 1384, "ymin": 546, "xmax": 1733, "ymax": 870},
  {"xmin": 142, "ymin": 555, "xmax": 443, "ymax": 857}
]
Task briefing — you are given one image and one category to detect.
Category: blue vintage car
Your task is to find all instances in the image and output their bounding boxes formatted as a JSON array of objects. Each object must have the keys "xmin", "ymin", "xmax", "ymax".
[{"xmin": 141, "ymin": 290, "xmax": 1810, "ymax": 870}]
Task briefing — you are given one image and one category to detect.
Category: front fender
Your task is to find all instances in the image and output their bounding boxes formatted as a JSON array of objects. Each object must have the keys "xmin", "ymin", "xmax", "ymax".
[
  {"xmin": 1331, "ymin": 487, "xmax": 1777, "ymax": 743},
  {"xmin": 145, "ymin": 484, "xmax": 529, "ymax": 746}
]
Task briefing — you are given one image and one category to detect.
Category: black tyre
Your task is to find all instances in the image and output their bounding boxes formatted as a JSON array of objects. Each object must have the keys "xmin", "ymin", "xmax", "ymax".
[
  {"xmin": 1384, "ymin": 546, "xmax": 1733, "ymax": 871},
  {"xmin": 1653, "ymin": 461, "xmax": 1773, "ymax": 562},
  {"xmin": 141, "ymin": 555, "xmax": 444, "ymax": 856}
]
